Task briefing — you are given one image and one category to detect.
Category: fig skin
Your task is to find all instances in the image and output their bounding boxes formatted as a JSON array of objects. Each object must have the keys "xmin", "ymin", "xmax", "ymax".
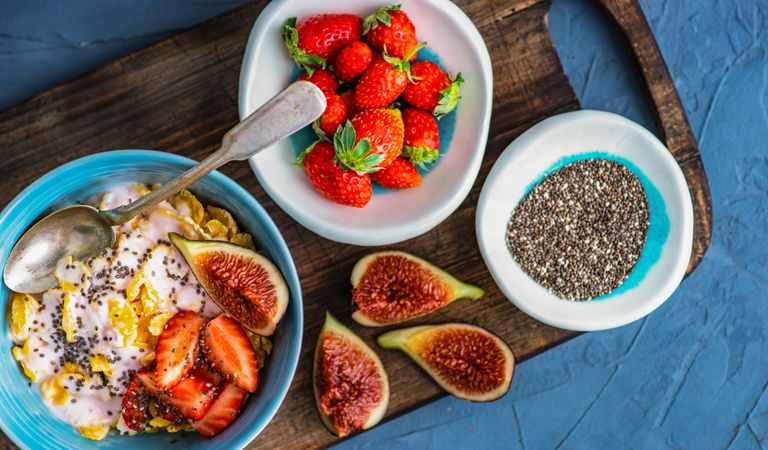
[
  {"xmin": 168, "ymin": 232, "xmax": 289, "ymax": 336},
  {"xmin": 314, "ymin": 312, "xmax": 390, "ymax": 437},
  {"xmin": 350, "ymin": 251, "xmax": 485, "ymax": 327},
  {"xmin": 377, "ymin": 323, "xmax": 514, "ymax": 402}
]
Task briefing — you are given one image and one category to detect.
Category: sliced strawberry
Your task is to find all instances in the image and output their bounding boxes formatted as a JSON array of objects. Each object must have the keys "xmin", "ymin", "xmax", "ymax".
[
  {"xmin": 202, "ymin": 314, "xmax": 260, "ymax": 393},
  {"xmin": 155, "ymin": 310, "xmax": 207, "ymax": 389},
  {"xmin": 121, "ymin": 370, "xmax": 152, "ymax": 431},
  {"xmin": 165, "ymin": 366, "xmax": 222, "ymax": 421},
  {"xmin": 136, "ymin": 367, "xmax": 217, "ymax": 422},
  {"xmin": 193, "ymin": 383, "xmax": 248, "ymax": 438},
  {"xmin": 153, "ymin": 397, "xmax": 185, "ymax": 424}
]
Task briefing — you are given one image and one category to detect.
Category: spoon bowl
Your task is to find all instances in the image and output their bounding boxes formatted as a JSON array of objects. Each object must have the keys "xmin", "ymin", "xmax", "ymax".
[{"xmin": 3, "ymin": 205, "xmax": 114, "ymax": 293}]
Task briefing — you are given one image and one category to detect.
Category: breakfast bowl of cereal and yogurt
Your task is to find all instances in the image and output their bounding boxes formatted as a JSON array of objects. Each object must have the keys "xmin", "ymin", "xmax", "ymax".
[{"xmin": 0, "ymin": 150, "xmax": 303, "ymax": 450}]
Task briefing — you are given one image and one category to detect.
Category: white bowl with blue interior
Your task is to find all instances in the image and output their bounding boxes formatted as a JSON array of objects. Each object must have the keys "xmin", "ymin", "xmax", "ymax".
[
  {"xmin": 476, "ymin": 110, "xmax": 694, "ymax": 331},
  {"xmin": 239, "ymin": 0, "xmax": 493, "ymax": 246}
]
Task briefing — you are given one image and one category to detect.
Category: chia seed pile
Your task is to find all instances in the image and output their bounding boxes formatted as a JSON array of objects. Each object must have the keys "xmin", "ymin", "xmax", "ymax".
[{"xmin": 506, "ymin": 159, "xmax": 649, "ymax": 301}]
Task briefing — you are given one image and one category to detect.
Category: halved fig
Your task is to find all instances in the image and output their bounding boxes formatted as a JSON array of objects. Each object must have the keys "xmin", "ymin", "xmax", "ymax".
[
  {"xmin": 169, "ymin": 232, "xmax": 289, "ymax": 336},
  {"xmin": 351, "ymin": 251, "xmax": 484, "ymax": 326},
  {"xmin": 377, "ymin": 323, "xmax": 514, "ymax": 402},
  {"xmin": 314, "ymin": 312, "xmax": 389, "ymax": 437}
]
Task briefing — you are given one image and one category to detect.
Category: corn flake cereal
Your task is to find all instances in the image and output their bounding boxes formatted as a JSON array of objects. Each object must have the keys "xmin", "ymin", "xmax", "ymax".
[
  {"xmin": 108, "ymin": 300, "xmax": 138, "ymax": 348},
  {"xmin": 61, "ymin": 294, "xmax": 77, "ymax": 343},
  {"xmin": 79, "ymin": 424, "xmax": 111, "ymax": 441},
  {"xmin": 203, "ymin": 219, "xmax": 229, "ymax": 239},
  {"xmin": 171, "ymin": 190, "xmax": 204, "ymax": 224},
  {"xmin": 10, "ymin": 292, "xmax": 38, "ymax": 341},
  {"xmin": 231, "ymin": 232, "xmax": 256, "ymax": 250},
  {"xmin": 206, "ymin": 206, "xmax": 239, "ymax": 237}
]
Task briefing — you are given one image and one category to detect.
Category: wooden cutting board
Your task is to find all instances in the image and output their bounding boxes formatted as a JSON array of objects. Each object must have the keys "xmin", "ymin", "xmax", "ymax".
[{"xmin": 0, "ymin": 0, "xmax": 711, "ymax": 448}]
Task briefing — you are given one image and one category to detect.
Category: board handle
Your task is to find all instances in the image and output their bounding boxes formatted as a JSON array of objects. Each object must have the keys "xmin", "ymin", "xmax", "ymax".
[{"xmin": 595, "ymin": 0, "xmax": 712, "ymax": 274}]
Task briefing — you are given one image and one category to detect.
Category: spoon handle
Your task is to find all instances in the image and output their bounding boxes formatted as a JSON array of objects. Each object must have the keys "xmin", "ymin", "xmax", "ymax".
[{"xmin": 102, "ymin": 81, "xmax": 326, "ymax": 226}]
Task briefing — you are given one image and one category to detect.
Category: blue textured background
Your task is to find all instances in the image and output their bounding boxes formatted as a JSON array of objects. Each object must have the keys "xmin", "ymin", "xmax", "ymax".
[{"xmin": 1, "ymin": 0, "xmax": 765, "ymax": 448}]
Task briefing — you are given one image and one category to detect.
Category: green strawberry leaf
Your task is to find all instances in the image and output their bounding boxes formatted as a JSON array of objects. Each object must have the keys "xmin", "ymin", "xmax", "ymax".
[
  {"xmin": 434, "ymin": 72, "xmax": 464, "ymax": 118},
  {"xmin": 402, "ymin": 145, "xmax": 440, "ymax": 169},
  {"xmin": 294, "ymin": 140, "xmax": 320, "ymax": 167},
  {"xmin": 282, "ymin": 17, "xmax": 326, "ymax": 74},
  {"xmin": 363, "ymin": 4, "xmax": 400, "ymax": 34},
  {"xmin": 312, "ymin": 121, "xmax": 329, "ymax": 141},
  {"xmin": 332, "ymin": 121, "xmax": 380, "ymax": 174},
  {"xmin": 362, "ymin": 152, "xmax": 384, "ymax": 168}
]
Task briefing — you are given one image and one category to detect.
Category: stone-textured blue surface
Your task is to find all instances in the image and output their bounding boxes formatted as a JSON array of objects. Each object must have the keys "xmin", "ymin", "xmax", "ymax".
[{"xmin": 1, "ymin": 0, "xmax": 766, "ymax": 448}]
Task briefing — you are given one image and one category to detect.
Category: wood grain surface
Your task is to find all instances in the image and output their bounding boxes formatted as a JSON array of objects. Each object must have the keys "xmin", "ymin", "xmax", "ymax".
[{"xmin": 0, "ymin": 0, "xmax": 710, "ymax": 448}]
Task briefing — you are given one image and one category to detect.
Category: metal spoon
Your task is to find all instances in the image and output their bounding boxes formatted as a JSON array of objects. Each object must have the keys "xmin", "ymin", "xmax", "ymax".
[{"xmin": 4, "ymin": 81, "xmax": 326, "ymax": 293}]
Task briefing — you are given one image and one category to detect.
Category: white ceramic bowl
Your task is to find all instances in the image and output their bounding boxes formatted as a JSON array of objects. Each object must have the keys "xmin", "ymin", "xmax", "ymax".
[
  {"xmin": 476, "ymin": 110, "xmax": 694, "ymax": 331},
  {"xmin": 239, "ymin": 0, "xmax": 492, "ymax": 246}
]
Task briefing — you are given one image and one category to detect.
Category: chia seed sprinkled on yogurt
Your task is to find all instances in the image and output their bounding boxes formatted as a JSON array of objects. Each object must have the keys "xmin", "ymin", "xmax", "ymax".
[{"xmin": 506, "ymin": 159, "xmax": 649, "ymax": 301}]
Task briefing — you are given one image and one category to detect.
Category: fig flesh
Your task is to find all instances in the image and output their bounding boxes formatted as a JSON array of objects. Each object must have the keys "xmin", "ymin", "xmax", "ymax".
[
  {"xmin": 314, "ymin": 312, "xmax": 389, "ymax": 437},
  {"xmin": 351, "ymin": 251, "xmax": 484, "ymax": 326},
  {"xmin": 169, "ymin": 232, "xmax": 288, "ymax": 336},
  {"xmin": 378, "ymin": 323, "xmax": 514, "ymax": 402}
]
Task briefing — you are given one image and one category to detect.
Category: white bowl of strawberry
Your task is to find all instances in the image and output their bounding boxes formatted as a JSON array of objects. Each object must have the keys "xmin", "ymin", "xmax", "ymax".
[{"xmin": 240, "ymin": 0, "xmax": 492, "ymax": 246}]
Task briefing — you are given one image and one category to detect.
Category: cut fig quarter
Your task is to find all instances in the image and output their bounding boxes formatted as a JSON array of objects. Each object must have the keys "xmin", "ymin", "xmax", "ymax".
[
  {"xmin": 377, "ymin": 323, "xmax": 515, "ymax": 402},
  {"xmin": 168, "ymin": 232, "xmax": 289, "ymax": 336},
  {"xmin": 314, "ymin": 312, "xmax": 390, "ymax": 437},
  {"xmin": 350, "ymin": 251, "xmax": 485, "ymax": 326}
]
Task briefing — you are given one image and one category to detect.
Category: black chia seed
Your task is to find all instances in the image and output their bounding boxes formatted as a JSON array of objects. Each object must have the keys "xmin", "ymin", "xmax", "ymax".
[{"xmin": 506, "ymin": 159, "xmax": 649, "ymax": 301}]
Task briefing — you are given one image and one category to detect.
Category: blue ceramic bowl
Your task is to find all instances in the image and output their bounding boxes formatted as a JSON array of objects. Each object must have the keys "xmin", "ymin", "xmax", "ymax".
[{"xmin": 0, "ymin": 150, "xmax": 303, "ymax": 450}]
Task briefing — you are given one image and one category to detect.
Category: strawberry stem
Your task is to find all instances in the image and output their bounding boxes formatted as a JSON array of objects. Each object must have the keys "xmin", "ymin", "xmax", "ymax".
[
  {"xmin": 434, "ymin": 72, "xmax": 464, "ymax": 118},
  {"xmin": 402, "ymin": 145, "xmax": 439, "ymax": 169},
  {"xmin": 332, "ymin": 121, "xmax": 383, "ymax": 174},
  {"xmin": 282, "ymin": 17, "xmax": 326, "ymax": 74},
  {"xmin": 363, "ymin": 4, "xmax": 401, "ymax": 34}
]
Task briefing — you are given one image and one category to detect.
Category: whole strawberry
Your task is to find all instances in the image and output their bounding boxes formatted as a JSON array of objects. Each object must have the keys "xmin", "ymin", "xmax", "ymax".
[
  {"xmin": 333, "ymin": 41, "xmax": 373, "ymax": 82},
  {"xmin": 402, "ymin": 61, "xmax": 463, "ymax": 117},
  {"xmin": 363, "ymin": 5, "xmax": 419, "ymax": 61},
  {"xmin": 283, "ymin": 14, "xmax": 362, "ymax": 73},
  {"xmin": 354, "ymin": 45, "xmax": 423, "ymax": 110},
  {"xmin": 298, "ymin": 69, "xmax": 338, "ymax": 94},
  {"xmin": 339, "ymin": 88, "xmax": 357, "ymax": 118},
  {"xmin": 402, "ymin": 108, "xmax": 440, "ymax": 167},
  {"xmin": 298, "ymin": 141, "xmax": 372, "ymax": 207},
  {"xmin": 371, "ymin": 156, "xmax": 421, "ymax": 189},
  {"xmin": 315, "ymin": 92, "xmax": 347, "ymax": 138},
  {"xmin": 340, "ymin": 108, "xmax": 404, "ymax": 171}
]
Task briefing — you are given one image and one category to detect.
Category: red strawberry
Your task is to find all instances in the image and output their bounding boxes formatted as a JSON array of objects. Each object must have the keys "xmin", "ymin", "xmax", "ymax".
[
  {"xmin": 315, "ymin": 91, "xmax": 347, "ymax": 138},
  {"xmin": 354, "ymin": 45, "xmax": 423, "ymax": 110},
  {"xmin": 402, "ymin": 108, "xmax": 440, "ymax": 167},
  {"xmin": 344, "ymin": 108, "xmax": 404, "ymax": 170},
  {"xmin": 371, "ymin": 157, "xmax": 422, "ymax": 189},
  {"xmin": 283, "ymin": 15, "xmax": 362, "ymax": 73},
  {"xmin": 298, "ymin": 141, "xmax": 373, "ymax": 207},
  {"xmin": 298, "ymin": 69, "xmax": 338, "ymax": 94},
  {"xmin": 193, "ymin": 383, "xmax": 248, "ymax": 438},
  {"xmin": 121, "ymin": 370, "xmax": 152, "ymax": 431},
  {"xmin": 339, "ymin": 88, "xmax": 357, "ymax": 118},
  {"xmin": 202, "ymin": 314, "xmax": 260, "ymax": 393},
  {"xmin": 333, "ymin": 41, "xmax": 373, "ymax": 82},
  {"xmin": 167, "ymin": 367, "xmax": 222, "ymax": 421},
  {"xmin": 402, "ymin": 61, "xmax": 463, "ymax": 117},
  {"xmin": 363, "ymin": 5, "xmax": 419, "ymax": 61},
  {"xmin": 154, "ymin": 310, "xmax": 207, "ymax": 390},
  {"xmin": 138, "ymin": 366, "xmax": 222, "ymax": 421},
  {"xmin": 153, "ymin": 397, "xmax": 186, "ymax": 424}
]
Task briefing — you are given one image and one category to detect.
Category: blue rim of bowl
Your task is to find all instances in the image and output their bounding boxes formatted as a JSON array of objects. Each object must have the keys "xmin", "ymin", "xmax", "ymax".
[{"xmin": 0, "ymin": 150, "xmax": 303, "ymax": 450}]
